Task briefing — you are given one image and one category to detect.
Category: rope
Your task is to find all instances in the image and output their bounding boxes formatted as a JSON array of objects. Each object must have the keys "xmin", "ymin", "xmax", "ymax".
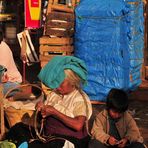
[
  {"xmin": 31, "ymin": 89, "xmax": 67, "ymax": 143},
  {"xmin": 79, "ymin": 89, "xmax": 92, "ymax": 137},
  {"xmin": 3, "ymin": 83, "xmax": 46, "ymax": 101},
  {"xmin": 32, "ymin": 106, "xmax": 66, "ymax": 143}
]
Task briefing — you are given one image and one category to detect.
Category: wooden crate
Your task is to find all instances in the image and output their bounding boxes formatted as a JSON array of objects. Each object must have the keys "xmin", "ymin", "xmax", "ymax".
[
  {"xmin": 44, "ymin": 0, "xmax": 78, "ymax": 37},
  {"xmin": 45, "ymin": 11, "xmax": 75, "ymax": 37},
  {"xmin": 39, "ymin": 36, "xmax": 74, "ymax": 67},
  {"xmin": 48, "ymin": 0, "xmax": 80, "ymax": 6},
  {"xmin": 40, "ymin": 0, "xmax": 78, "ymax": 92},
  {"xmin": 46, "ymin": 0, "xmax": 80, "ymax": 14},
  {"xmin": 39, "ymin": 36, "xmax": 73, "ymax": 45},
  {"xmin": 40, "ymin": 45, "xmax": 73, "ymax": 54},
  {"xmin": 40, "ymin": 53, "xmax": 74, "ymax": 67}
]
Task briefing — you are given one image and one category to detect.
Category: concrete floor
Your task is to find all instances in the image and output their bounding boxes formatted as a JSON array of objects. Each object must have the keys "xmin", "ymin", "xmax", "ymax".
[{"xmin": 128, "ymin": 84, "xmax": 148, "ymax": 147}]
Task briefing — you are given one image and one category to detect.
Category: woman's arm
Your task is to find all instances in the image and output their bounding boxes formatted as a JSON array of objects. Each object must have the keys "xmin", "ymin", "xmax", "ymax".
[{"xmin": 41, "ymin": 105, "xmax": 86, "ymax": 131}]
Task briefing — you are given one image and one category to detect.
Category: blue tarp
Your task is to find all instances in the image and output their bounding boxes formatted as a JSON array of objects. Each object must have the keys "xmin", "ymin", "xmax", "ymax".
[{"xmin": 74, "ymin": 0, "xmax": 144, "ymax": 101}]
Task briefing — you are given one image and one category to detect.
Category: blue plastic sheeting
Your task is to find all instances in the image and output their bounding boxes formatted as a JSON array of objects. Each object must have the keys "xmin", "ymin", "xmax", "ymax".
[{"xmin": 74, "ymin": 0, "xmax": 144, "ymax": 101}]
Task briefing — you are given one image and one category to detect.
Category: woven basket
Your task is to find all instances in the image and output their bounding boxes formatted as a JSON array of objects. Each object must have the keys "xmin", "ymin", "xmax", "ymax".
[
  {"xmin": 5, "ymin": 107, "xmax": 34, "ymax": 127},
  {"xmin": 3, "ymin": 83, "xmax": 46, "ymax": 128}
]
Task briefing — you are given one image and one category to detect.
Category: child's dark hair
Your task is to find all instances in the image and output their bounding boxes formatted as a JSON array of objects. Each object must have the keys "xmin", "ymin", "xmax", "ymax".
[
  {"xmin": 106, "ymin": 88, "xmax": 129, "ymax": 113},
  {"xmin": 0, "ymin": 30, "xmax": 4, "ymax": 44}
]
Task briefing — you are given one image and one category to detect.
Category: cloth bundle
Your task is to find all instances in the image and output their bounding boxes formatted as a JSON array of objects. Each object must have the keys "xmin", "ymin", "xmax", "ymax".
[{"xmin": 38, "ymin": 56, "xmax": 87, "ymax": 89}]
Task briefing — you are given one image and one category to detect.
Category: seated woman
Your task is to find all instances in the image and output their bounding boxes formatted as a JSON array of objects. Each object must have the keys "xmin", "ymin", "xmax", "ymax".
[
  {"xmin": 0, "ymin": 30, "xmax": 22, "ymax": 96},
  {"xmin": 5, "ymin": 55, "xmax": 92, "ymax": 148}
]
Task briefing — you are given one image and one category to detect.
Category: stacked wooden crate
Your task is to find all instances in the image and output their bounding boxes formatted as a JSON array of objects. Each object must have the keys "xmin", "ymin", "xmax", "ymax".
[
  {"xmin": 39, "ymin": 36, "xmax": 74, "ymax": 67},
  {"xmin": 39, "ymin": 0, "xmax": 79, "ymax": 92},
  {"xmin": 39, "ymin": 0, "xmax": 80, "ymax": 67}
]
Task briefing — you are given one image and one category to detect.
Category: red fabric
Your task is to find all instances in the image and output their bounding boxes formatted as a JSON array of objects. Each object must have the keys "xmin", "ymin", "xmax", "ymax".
[{"xmin": 45, "ymin": 116, "xmax": 88, "ymax": 139}]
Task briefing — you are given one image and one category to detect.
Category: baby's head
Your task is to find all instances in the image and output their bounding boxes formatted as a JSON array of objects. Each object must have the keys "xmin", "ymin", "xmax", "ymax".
[{"xmin": 106, "ymin": 88, "xmax": 129, "ymax": 119}]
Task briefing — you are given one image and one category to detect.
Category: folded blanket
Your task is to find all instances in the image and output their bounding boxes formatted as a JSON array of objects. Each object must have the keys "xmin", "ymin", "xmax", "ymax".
[{"xmin": 38, "ymin": 56, "xmax": 87, "ymax": 89}]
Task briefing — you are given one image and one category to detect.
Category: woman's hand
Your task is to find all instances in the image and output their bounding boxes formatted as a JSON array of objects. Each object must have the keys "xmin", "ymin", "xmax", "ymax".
[
  {"xmin": 41, "ymin": 105, "xmax": 56, "ymax": 118},
  {"xmin": 40, "ymin": 105, "xmax": 86, "ymax": 131},
  {"xmin": 36, "ymin": 101, "xmax": 44, "ymax": 111}
]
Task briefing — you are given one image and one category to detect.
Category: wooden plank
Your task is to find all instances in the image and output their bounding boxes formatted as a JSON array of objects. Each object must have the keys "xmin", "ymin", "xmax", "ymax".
[
  {"xmin": 43, "ymin": 51, "xmax": 72, "ymax": 56},
  {"xmin": 48, "ymin": 0, "xmax": 54, "ymax": 4},
  {"xmin": 46, "ymin": 20, "xmax": 74, "ymax": 29},
  {"xmin": 91, "ymin": 100, "xmax": 106, "ymax": 105},
  {"xmin": 40, "ymin": 55, "xmax": 66, "ymax": 62},
  {"xmin": 47, "ymin": 11, "xmax": 75, "ymax": 22},
  {"xmin": 40, "ymin": 61, "xmax": 49, "ymax": 67},
  {"xmin": 40, "ymin": 54, "xmax": 75, "ymax": 68},
  {"xmin": 45, "ymin": 28, "xmax": 74, "ymax": 37},
  {"xmin": 40, "ymin": 52, "xmax": 73, "ymax": 61},
  {"xmin": 39, "ymin": 36, "xmax": 73, "ymax": 45},
  {"xmin": 72, "ymin": 0, "xmax": 76, "ymax": 7},
  {"xmin": 53, "ymin": 0, "xmax": 58, "ymax": 4},
  {"xmin": 47, "ymin": 4, "xmax": 74, "ymax": 14},
  {"xmin": 40, "ymin": 45, "xmax": 73, "ymax": 54},
  {"xmin": 40, "ymin": 54, "xmax": 73, "ymax": 67},
  {"xmin": 40, "ymin": 54, "xmax": 62, "ymax": 61},
  {"xmin": 47, "ymin": 4, "xmax": 52, "ymax": 13},
  {"xmin": 47, "ymin": 0, "xmax": 78, "ymax": 6},
  {"xmin": 0, "ymin": 84, "xmax": 5, "ymax": 139}
]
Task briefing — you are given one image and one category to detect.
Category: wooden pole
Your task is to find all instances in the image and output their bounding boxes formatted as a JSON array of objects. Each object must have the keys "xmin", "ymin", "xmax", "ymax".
[
  {"xmin": 21, "ymin": 31, "xmax": 27, "ymax": 84},
  {"xmin": 0, "ymin": 84, "xmax": 4, "ymax": 139}
]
